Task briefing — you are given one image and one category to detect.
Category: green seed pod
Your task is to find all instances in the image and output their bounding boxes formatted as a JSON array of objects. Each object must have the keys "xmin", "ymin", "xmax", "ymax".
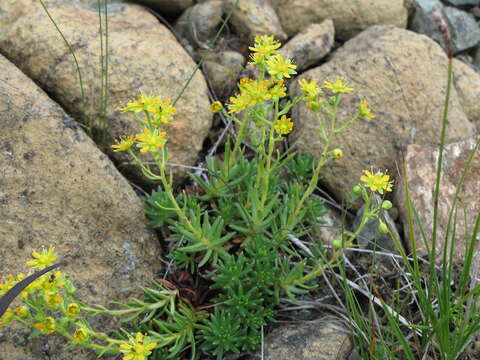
[
  {"xmin": 378, "ymin": 221, "xmax": 389, "ymax": 234},
  {"xmin": 381, "ymin": 200, "xmax": 393, "ymax": 210},
  {"xmin": 332, "ymin": 238, "xmax": 343, "ymax": 249},
  {"xmin": 352, "ymin": 185, "xmax": 363, "ymax": 196}
]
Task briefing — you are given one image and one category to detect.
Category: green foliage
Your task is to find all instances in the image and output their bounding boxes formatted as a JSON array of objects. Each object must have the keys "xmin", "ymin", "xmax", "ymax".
[{"xmin": 199, "ymin": 308, "xmax": 244, "ymax": 359}]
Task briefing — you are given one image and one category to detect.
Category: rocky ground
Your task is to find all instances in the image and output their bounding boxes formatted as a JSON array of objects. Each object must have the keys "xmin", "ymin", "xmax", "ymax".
[{"xmin": 1, "ymin": 0, "xmax": 480, "ymax": 359}]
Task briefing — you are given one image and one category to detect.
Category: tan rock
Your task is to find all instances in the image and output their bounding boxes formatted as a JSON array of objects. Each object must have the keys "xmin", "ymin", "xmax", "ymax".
[
  {"xmin": 175, "ymin": 0, "xmax": 224, "ymax": 48},
  {"xmin": 261, "ymin": 321, "xmax": 352, "ymax": 360},
  {"xmin": 453, "ymin": 59, "xmax": 480, "ymax": 132},
  {"xmin": 224, "ymin": 0, "xmax": 287, "ymax": 41},
  {"xmin": 0, "ymin": 0, "xmax": 212, "ymax": 185},
  {"xmin": 279, "ymin": 20, "xmax": 335, "ymax": 72},
  {"xmin": 290, "ymin": 26, "xmax": 475, "ymax": 205},
  {"xmin": 0, "ymin": 54, "xmax": 161, "ymax": 359},
  {"xmin": 316, "ymin": 203, "xmax": 346, "ymax": 247},
  {"xmin": 271, "ymin": 0, "xmax": 408, "ymax": 41},
  {"xmin": 201, "ymin": 50, "xmax": 245, "ymax": 98},
  {"xmin": 394, "ymin": 138, "xmax": 480, "ymax": 264}
]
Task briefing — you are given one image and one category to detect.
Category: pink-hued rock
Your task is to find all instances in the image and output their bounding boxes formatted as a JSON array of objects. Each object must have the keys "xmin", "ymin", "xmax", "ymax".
[{"xmin": 394, "ymin": 137, "xmax": 480, "ymax": 264}]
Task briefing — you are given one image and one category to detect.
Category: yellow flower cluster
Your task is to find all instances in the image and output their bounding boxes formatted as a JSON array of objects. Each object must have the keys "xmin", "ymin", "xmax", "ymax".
[
  {"xmin": 119, "ymin": 332, "xmax": 158, "ymax": 360},
  {"xmin": 27, "ymin": 247, "xmax": 57, "ymax": 270},
  {"xmin": 324, "ymin": 78, "xmax": 354, "ymax": 94},
  {"xmin": 299, "ymin": 79, "xmax": 322, "ymax": 111},
  {"xmin": 0, "ymin": 247, "xmax": 70, "ymax": 332},
  {"xmin": 228, "ymin": 78, "xmax": 287, "ymax": 114},
  {"xmin": 121, "ymin": 95, "xmax": 175, "ymax": 125},
  {"xmin": 34, "ymin": 316, "xmax": 56, "ymax": 334},
  {"xmin": 359, "ymin": 99, "xmax": 375, "ymax": 119},
  {"xmin": 299, "ymin": 77, "xmax": 375, "ymax": 119},
  {"xmin": 248, "ymin": 35, "xmax": 282, "ymax": 66},
  {"xmin": 248, "ymin": 35, "xmax": 297, "ymax": 79},
  {"xmin": 113, "ymin": 95, "xmax": 175, "ymax": 154},
  {"xmin": 273, "ymin": 115, "xmax": 294, "ymax": 135}
]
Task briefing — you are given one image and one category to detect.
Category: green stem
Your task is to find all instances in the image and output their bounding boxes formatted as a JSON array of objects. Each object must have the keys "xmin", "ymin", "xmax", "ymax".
[
  {"xmin": 430, "ymin": 56, "xmax": 453, "ymax": 285},
  {"xmin": 38, "ymin": 0, "xmax": 87, "ymax": 134}
]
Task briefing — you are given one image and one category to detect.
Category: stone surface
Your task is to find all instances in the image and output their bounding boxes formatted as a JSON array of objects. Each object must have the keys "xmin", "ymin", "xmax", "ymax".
[
  {"xmin": 0, "ymin": 54, "xmax": 161, "ymax": 359},
  {"xmin": 201, "ymin": 50, "xmax": 245, "ymax": 99},
  {"xmin": 278, "ymin": 20, "xmax": 335, "ymax": 72},
  {"xmin": 445, "ymin": 0, "xmax": 480, "ymax": 5},
  {"xmin": 132, "ymin": 0, "xmax": 193, "ymax": 15},
  {"xmin": 271, "ymin": 0, "xmax": 408, "ymax": 41},
  {"xmin": 316, "ymin": 203, "xmax": 346, "ymax": 247},
  {"xmin": 290, "ymin": 26, "xmax": 475, "ymax": 204},
  {"xmin": 453, "ymin": 58, "xmax": 480, "ymax": 131},
  {"xmin": 260, "ymin": 322, "xmax": 352, "ymax": 360},
  {"xmin": 175, "ymin": 0, "xmax": 224, "ymax": 48},
  {"xmin": 474, "ymin": 45, "xmax": 480, "ymax": 69},
  {"xmin": 0, "ymin": 0, "xmax": 212, "ymax": 185},
  {"xmin": 411, "ymin": 0, "xmax": 480, "ymax": 54},
  {"xmin": 394, "ymin": 138, "xmax": 480, "ymax": 264},
  {"xmin": 225, "ymin": 0, "xmax": 287, "ymax": 41},
  {"xmin": 445, "ymin": 6, "xmax": 480, "ymax": 52}
]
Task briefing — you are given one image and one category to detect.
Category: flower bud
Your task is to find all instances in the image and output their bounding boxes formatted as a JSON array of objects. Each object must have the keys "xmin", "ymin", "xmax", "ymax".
[
  {"xmin": 331, "ymin": 148, "xmax": 343, "ymax": 159},
  {"xmin": 65, "ymin": 278, "xmax": 77, "ymax": 296},
  {"xmin": 332, "ymin": 238, "xmax": 343, "ymax": 249},
  {"xmin": 73, "ymin": 328, "xmax": 89, "ymax": 343},
  {"xmin": 378, "ymin": 221, "xmax": 389, "ymax": 234},
  {"xmin": 66, "ymin": 303, "xmax": 81, "ymax": 317},
  {"xmin": 352, "ymin": 185, "xmax": 363, "ymax": 196},
  {"xmin": 381, "ymin": 200, "xmax": 393, "ymax": 210},
  {"xmin": 210, "ymin": 101, "xmax": 223, "ymax": 113}
]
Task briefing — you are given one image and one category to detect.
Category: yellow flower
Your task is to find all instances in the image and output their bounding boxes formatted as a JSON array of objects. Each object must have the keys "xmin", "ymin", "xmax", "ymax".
[
  {"xmin": 273, "ymin": 115, "xmax": 294, "ymax": 135},
  {"xmin": 210, "ymin": 101, "xmax": 223, "ymax": 113},
  {"xmin": 39, "ymin": 271, "xmax": 65, "ymax": 291},
  {"xmin": 14, "ymin": 273, "xmax": 30, "ymax": 298},
  {"xmin": 324, "ymin": 78, "xmax": 354, "ymax": 94},
  {"xmin": 0, "ymin": 309, "xmax": 14, "ymax": 327},
  {"xmin": 34, "ymin": 317, "xmax": 56, "ymax": 334},
  {"xmin": 14, "ymin": 306, "xmax": 29, "ymax": 318},
  {"xmin": 0, "ymin": 274, "xmax": 15, "ymax": 296},
  {"xmin": 248, "ymin": 35, "xmax": 281, "ymax": 65},
  {"xmin": 266, "ymin": 54, "xmax": 297, "ymax": 79},
  {"xmin": 331, "ymin": 148, "xmax": 343, "ymax": 159},
  {"xmin": 121, "ymin": 95, "xmax": 161, "ymax": 113},
  {"xmin": 299, "ymin": 79, "xmax": 321, "ymax": 100},
  {"xmin": 152, "ymin": 99, "xmax": 176, "ymax": 124},
  {"xmin": 119, "ymin": 333, "xmax": 158, "ymax": 360},
  {"xmin": 228, "ymin": 93, "xmax": 250, "ymax": 114},
  {"xmin": 66, "ymin": 303, "xmax": 81, "ymax": 317},
  {"xmin": 73, "ymin": 328, "xmax": 89, "ymax": 342},
  {"xmin": 135, "ymin": 128, "xmax": 167, "ymax": 153},
  {"xmin": 44, "ymin": 291, "xmax": 63, "ymax": 308},
  {"xmin": 268, "ymin": 79, "xmax": 287, "ymax": 99},
  {"xmin": 360, "ymin": 170, "xmax": 393, "ymax": 194},
  {"xmin": 359, "ymin": 99, "xmax": 375, "ymax": 119},
  {"xmin": 27, "ymin": 247, "xmax": 58, "ymax": 270},
  {"xmin": 241, "ymin": 79, "xmax": 272, "ymax": 104},
  {"xmin": 112, "ymin": 135, "xmax": 135, "ymax": 152}
]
